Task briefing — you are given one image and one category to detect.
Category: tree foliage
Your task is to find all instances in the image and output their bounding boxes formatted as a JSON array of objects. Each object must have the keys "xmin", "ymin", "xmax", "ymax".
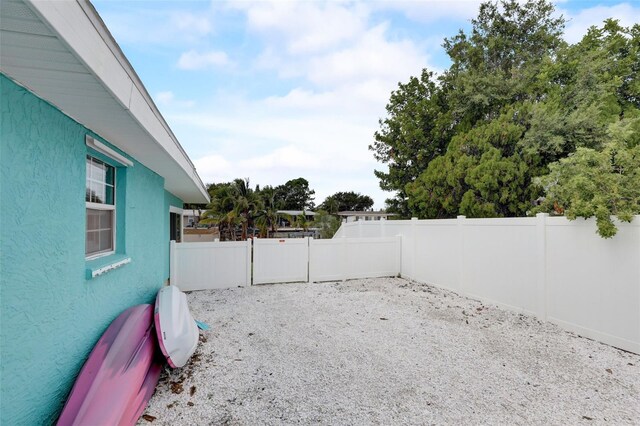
[
  {"xmin": 201, "ymin": 179, "xmax": 263, "ymax": 240},
  {"xmin": 371, "ymin": 0, "xmax": 640, "ymax": 236},
  {"xmin": 254, "ymin": 185, "xmax": 280, "ymax": 237},
  {"xmin": 313, "ymin": 211, "xmax": 342, "ymax": 239},
  {"xmin": 275, "ymin": 178, "xmax": 315, "ymax": 210},
  {"xmin": 370, "ymin": 70, "xmax": 450, "ymax": 217},
  {"xmin": 201, "ymin": 178, "xmax": 320, "ymax": 239},
  {"xmin": 534, "ymin": 140, "xmax": 640, "ymax": 238},
  {"xmin": 318, "ymin": 191, "xmax": 374, "ymax": 213}
]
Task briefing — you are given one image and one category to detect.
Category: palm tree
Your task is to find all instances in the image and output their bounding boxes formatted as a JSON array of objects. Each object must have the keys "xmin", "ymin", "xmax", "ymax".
[
  {"xmin": 255, "ymin": 186, "xmax": 280, "ymax": 237},
  {"xmin": 296, "ymin": 213, "xmax": 312, "ymax": 232},
  {"xmin": 231, "ymin": 178, "xmax": 263, "ymax": 240},
  {"xmin": 201, "ymin": 184, "xmax": 239, "ymax": 240}
]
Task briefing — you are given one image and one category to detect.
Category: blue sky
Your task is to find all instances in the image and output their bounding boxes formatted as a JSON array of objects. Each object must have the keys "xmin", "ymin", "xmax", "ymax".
[{"xmin": 92, "ymin": 0, "xmax": 640, "ymax": 208}]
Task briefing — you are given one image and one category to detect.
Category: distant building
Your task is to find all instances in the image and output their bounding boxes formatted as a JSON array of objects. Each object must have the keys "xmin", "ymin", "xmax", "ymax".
[
  {"xmin": 277, "ymin": 210, "xmax": 316, "ymax": 225},
  {"xmin": 274, "ymin": 210, "xmax": 318, "ymax": 238},
  {"xmin": 337, "ymin": 211, "xmax": 396, "ymax": 223},
  {"xmin": 183, "ymin": 209, "xmax": 203, "ymax": 228}
]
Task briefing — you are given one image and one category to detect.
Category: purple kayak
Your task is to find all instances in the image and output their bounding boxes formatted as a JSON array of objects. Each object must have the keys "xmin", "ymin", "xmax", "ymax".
[{"xmin": 57, "ymin": 304, "xmax": 163, "ymax": 426}]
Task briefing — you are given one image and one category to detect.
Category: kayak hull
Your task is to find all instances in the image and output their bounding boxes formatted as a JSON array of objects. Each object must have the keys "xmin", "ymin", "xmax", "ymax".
[
  {"xmin": 57, "ymin": 304, "xmax": 162, "ymax": 426},
  {"xmin": 154, "ymin": 286, "xmax": 199, "ymax": 368}
]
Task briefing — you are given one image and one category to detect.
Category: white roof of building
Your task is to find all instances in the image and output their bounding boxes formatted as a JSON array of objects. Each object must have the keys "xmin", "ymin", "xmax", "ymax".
[
  {"xmin": 0, "ymin": 0, "xmax": 209, "ymax": 203},
  {"xmin": 336, "ymin": 211, "xmax": 395, "ymax": 216},
  {"xmin": 277, "ymin": 210, "xmax": 317, "ymax": 216}
]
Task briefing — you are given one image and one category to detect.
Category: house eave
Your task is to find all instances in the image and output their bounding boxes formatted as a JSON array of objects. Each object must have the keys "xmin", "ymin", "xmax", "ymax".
[{"xmin": 0, "ymin": 0, "xmax": 209, "ymax": 203}]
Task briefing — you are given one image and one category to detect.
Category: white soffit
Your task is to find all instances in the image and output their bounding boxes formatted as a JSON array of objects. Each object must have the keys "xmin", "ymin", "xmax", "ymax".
[{"xmin": 0, "ymin": 0, "xmax": 209, "ymax": 203}]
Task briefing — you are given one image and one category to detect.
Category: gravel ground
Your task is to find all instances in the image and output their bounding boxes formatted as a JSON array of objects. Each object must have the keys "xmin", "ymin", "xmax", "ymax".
[{"xmin": 139, "ymin": 278, "xmax": 640, "ymax": 425}]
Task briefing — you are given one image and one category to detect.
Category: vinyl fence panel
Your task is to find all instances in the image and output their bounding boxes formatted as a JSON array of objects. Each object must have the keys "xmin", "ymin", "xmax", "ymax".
[
  {"xmin": 170, "ymin": 240, "xmax": 251, "ymax": 291},
  {"xmin": 308, "ymin": 239, "xmax": 344, "ymax": 282},
  {"xmin": 460, "ymin": 218, "xmax": 538, "ymax": 314},
  {"xmin": 545, "ymin": 217, "xmax": 640, "ymax": 353},
  {"xmin": 309, "ymin": 237, "xmax": 401, "ymax": 282},
  {"xmin": 253, "ymin": 238, "xmax": 309, "ymax": 285}
]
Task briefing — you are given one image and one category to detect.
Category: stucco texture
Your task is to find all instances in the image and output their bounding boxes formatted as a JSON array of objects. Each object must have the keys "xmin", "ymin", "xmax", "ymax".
[{"xmin": 0, "ymin": 74, "xmax": 182, "ymax": 424}]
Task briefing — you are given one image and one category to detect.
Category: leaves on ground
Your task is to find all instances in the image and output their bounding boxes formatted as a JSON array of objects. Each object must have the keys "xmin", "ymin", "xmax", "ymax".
[{"xmin": 170, "ymin": 382, "xmax": 184, "ymax": 394}]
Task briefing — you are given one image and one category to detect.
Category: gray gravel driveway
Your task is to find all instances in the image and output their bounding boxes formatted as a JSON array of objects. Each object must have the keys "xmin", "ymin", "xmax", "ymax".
[{"xmin": 140, "ymin": 278, "xmax": 640, "ymax": 425}]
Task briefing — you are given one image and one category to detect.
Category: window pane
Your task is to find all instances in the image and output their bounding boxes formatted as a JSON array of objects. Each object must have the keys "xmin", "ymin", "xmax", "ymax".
[
  {"xmin": 86, "ymin": 231, "xmax": 99, "ymax": 255},
  {"xmin": 86, "ymin": 156, "xmax": 115, "ymax": 205},
  {"xmin": 90, "ymin": 182, "xmax": 100, "ymax": 203},
  {"xmin": 98, "ymin": 230, "xmax": 113, "ymax": 252},
  {"xmin": 104, "ymin": 185, "xmax": 114, "ymax": 205},
  {"xmin": 86, "ymin": 158, "xmax": 92, "ymax": 202},
  {"xmin": 86, "ymin": 159, "xmax": 92, "ymax": 180},
  {"xmin": 87, "ymin": 209, "xmax": 99, "ymax": 230},
  {"xmin": 105, "ymin": 165, "xmax": 114, "ymax": 186},
  {"xmin": 99, "ymin": 209, "xmax": 113, "ymax": 229},
  {"xmin": 94, "ymin": 162, "xmax": 105, "ymax": 183},
  {"xmin": 86, "ymin": 209, "xmax": 113, "ymax": 256}
]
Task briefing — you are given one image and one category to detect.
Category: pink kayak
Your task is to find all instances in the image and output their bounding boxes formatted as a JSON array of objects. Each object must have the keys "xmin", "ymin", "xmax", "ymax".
[{"xmin": 57, "ymin": 304, "xmax": 163, "ymax": 426}]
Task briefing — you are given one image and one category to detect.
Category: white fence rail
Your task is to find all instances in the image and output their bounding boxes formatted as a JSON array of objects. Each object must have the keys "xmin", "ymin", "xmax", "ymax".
[
  {"xmin": 253, "ymin": 238, "xmax": 309, "ymax": 285},
  {"xmin": 336, "ymin": 215, "xmax": 640, "ymax": 354},
  {"xmin": 170, "ymin": 240, "xmax": 251, "ymax": 291}
]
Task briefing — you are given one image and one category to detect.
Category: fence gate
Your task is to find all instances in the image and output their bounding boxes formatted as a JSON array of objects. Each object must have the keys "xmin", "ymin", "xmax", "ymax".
[
  {"xmin": 253, "ymin": 238, "xmax": 309, "ymax": 285},
  {"xmin": 170, "ymin": 240, "xmax": 251, "ymax": 291}
]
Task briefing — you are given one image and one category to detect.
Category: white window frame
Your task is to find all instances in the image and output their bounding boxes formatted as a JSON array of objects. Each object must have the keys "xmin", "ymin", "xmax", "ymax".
[
  {"xmin": 86, "ymin": 155, "xmax": 116, "ymax": 260},
  {"xmin": 169, "ymin": 205, "xmax": 183, "ymax": 243}
]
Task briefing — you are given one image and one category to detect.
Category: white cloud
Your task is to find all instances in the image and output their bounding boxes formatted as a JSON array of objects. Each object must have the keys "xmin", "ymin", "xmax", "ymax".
[
  {"xmin": 156, "ymin": 91, "xmax": 175, "ymax": 105},
  {"xmin": 168, "ymin": 87, "xmax": 386, "ymax": 206},
  {"xmin": 233, "ymin": 1, "xmax": 369, "ymax": 54},
  {"xmin": 155, "ymin": 91, "xmax": 195, "ymax": 108},
  {"xmin": 373, "ymin": 0, "xmax": 484, "ymax": 23},
  {"xmin": 193, "ymin": 154, "xmax": 234, "ymax": 183},
  {"xmin": 172, "ymin": 11, "xmax": 212, "ymax": 36},
  {"xmin": 177, "ymin": 49, "xmax": 233, "ymax": 70},
  {"xmin": 98, "ymin": 7, "xmax": 214, "ymax": 46},
  {"xmin": 239, "ymin": 146, "xmax": 320, "ymax": 171},
  {"xmin": 560, "ymin": 3, "xmax": 640, "ymax": 43},
  {"xmin": 307, "ymin": 23, "xmax": 429, "ymax": 87}
]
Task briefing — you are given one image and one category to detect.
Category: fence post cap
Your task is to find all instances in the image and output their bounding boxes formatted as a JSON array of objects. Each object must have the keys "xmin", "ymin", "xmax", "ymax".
[
  {"xmin": 411, "ymin": 217, "xmax": 418, "ymax": 221},
  {"xmin": 536, "ymin": 212, "xmax": 549, "ymax": 218}
]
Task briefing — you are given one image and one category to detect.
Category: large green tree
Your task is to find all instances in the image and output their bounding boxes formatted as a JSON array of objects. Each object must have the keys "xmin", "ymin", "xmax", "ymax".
[
  {"xmin": 370, "ymin": 70, "xmax": 450, "ymax": 217},
  {"xmin": 532, "ymin": 21, "xmax": 640, "ymax": 237},
  {"xmin": 318, "ymin": 191, "xmax": 374, "ymax": 213},
  {"xmin": 372, "ymin": 0, "xmax": 640, "ymax": 236},
  {"xmin": 275, "ymin": 178, "xmax": 315, "ymax": 210}
]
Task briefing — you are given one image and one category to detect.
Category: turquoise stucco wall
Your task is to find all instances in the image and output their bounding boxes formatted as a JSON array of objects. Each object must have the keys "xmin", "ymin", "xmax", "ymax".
[{"xmin": 0, "ymin": 74, "xmax": 183, "ymax": 424}]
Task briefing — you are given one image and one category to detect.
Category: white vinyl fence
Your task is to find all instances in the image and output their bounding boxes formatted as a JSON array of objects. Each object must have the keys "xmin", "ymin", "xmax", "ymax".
[
  {"xmin": 171, "ymin": 237, "xmax": 402, "ymax": 288},
  {"xmin": 337, "ymin": 214, "xmax": 640, "ymax": 354},
  {"xmin": 253, "ymin": 238, "xmax": 309, "ymax": 285},
  {"xmin": 309, "ymin": 237, "xmax": 401, "ymax": 283},
  {"xmin": 170, "ymin": 240, "xmax": 251, "ymax": 291}
]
